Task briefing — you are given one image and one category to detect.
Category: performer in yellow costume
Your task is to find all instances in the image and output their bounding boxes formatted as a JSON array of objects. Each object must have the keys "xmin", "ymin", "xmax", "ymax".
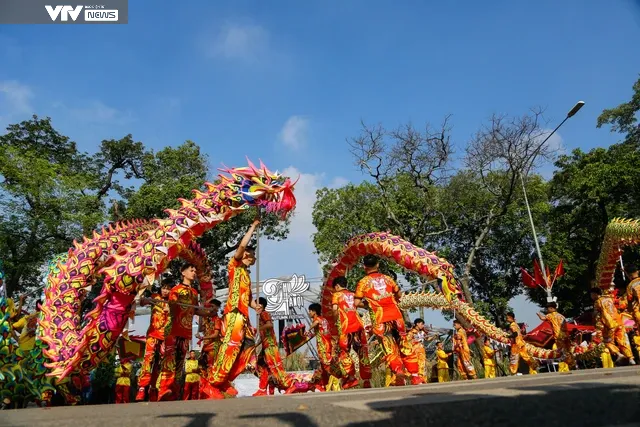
[
  {"xmin": 506, "ymin": 312, "xmax": 538, "ymax": 375},
  {"xmin": 183, "ymin": 350, "xmax": 200, "ymax": 400},
  {"xmin": 453, "ymin": 320, "xmax": 476, "ymax": 380},
  {"xmin": 435, "ymin": 341, "xmax": 451, "ymax": 382},
  {"xmin": 483, "ymin": 337, "xmax": 496, "ymax": 378},
  {"xmin": 590, "ymin": 287, "xmax": 636, "ymax": 365},
  {"xmin": 115, "ymin": 358, "xmax": 133, "ymax": 404},
  {"xmin": 625, "ymin": 265, "xmax": 640, "ymax": 353},
  {"xmin": 12, "ymin": 300, "xmax": 41, "ymax": 352},
  {"xmin": 537, "ymin": 302, "xmax": 576, "ymax": 370}
]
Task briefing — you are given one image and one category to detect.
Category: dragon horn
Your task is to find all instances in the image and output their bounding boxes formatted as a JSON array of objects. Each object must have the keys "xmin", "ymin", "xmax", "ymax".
[
  {"xmin": 289, "ymin": 174, "xmax": 301, "ymax": 187},
  {"xmin": 259, "ymin": 159, "xmax": 271, "ymax": 175},
  {"xmin": 246, "ymin": 157, "xmax": 259, "ymax": 174}
]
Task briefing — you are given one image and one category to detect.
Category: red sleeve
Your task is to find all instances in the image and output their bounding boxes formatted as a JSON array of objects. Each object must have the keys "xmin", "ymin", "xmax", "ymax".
[
  {"xmin": 228, "ymin": 257, "xmax": 241, "ymax": 270},
  {"xmin": 260, "ymin": 311, "xmax": 272, "ymax": 323}
]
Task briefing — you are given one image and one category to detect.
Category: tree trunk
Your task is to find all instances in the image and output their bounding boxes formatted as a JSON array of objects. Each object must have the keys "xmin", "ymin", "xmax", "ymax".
[{"xmin": 461, "ymin": 210, "xmax": 495, "ymax": 304}]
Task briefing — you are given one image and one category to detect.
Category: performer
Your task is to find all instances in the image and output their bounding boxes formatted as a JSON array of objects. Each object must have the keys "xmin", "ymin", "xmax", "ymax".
[
  {"xmin": 12, "ymin": 300, "xmax": 41, "ymax": 352},
  {"xmin": 136, "ymin": 280, "xmax": 171, "ymax": 401},
  {"xmin": 305, "ymin": 302, "xmax": 338, "ymax": 392},
  {"xmin": 198, "ymin": 298, "xmax": 223, "ymax": 369},
  {"xmin": 435, "ymin": 341, "xmax": 451, "ymax": 382},
  {"xmin": 453, "ymin": 320, "xmax": 477, "ymax": 380},
  {"xmin": 537, "ymin": 302, "xmax": 576, "ymax": 370},
  {"xmin": 183, "ymin": 350, "xmax": 201, "ymax": 400},
  {"xmin": 331, "ymin": 276, "xmax": 372, "ymax": 389},
  {"xmin": 401, "ymin": 319, "xmax": 428, "ymax": 384},
  {"xmin": 483, "ymin": 337, "xmax": 496, "ymax": 378},
  {"xmin": 158, "ymin": 264, "xmax": 213, "ymax": 401},
  {"xmin": 115, "ymin": 358, "xmax": 133, "ymax": 404},
  {"xmin": 506, "ymin": 312, "xmax": 538, "ymax": 375},
  {"xmin": 208, "ymin": 216, "xmax": 261, "ymax": 398},
  {"xmin": 354, "ymin": 255, "xmax": 408, "ymax": 384},
  {"xmin": 590, "ymin": 287, "xmax": 636, "ymax": 365},
  {"xmin": 253, "ymin": 297, "xmax": 293, "ymax": 396},
  {"xmin": 625, "ymin": 265, "xmax": 640, "ymax": 336}
]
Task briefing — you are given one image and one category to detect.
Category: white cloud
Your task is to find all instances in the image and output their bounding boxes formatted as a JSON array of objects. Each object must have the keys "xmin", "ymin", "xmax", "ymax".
[
  {"xmin": 0, "ymin": 80, "xmax": 34, "ymax": 114},
  {"xmin": 207, "ymin": 22, "xmax": 270, "ymax": 63},
  {"xmin": 278, "ymin": 116, "xmax": 309, "ymax": 150},
  {"xmin": 539, "ymin": 128, "xmax": 564, "ymax": 154},
  {"xmin": 53, "ymin": 100, "xmax": 134, "ymax": 125},
  {"xmin": 329, "ymin": 176, "xmax": 350, "ymax": 188}
]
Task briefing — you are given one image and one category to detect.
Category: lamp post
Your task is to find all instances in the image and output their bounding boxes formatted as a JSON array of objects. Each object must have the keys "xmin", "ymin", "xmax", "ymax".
[{"xmin": 520, "ymin": 101, "xmax": 585, "ymax": 302}]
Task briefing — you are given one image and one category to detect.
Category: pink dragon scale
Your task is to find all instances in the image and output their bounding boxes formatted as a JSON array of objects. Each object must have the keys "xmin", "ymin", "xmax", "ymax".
[
  {"xmin": 321, "ymin": 232, "xmax": 606, "ymax": 362},
  {"xmin": 39, "ymin": 160, "xmax": 297, "ymax": 381}
]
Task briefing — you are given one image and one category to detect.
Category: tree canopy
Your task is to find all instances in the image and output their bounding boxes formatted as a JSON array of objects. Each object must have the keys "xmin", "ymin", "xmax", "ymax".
[
  {"xmin": 313, "ymin": 76, "xmax": 640, "ymax": 321},
  {"xmin": 0, "ymin": 116, "xmax": 291, "ymax": 298}
]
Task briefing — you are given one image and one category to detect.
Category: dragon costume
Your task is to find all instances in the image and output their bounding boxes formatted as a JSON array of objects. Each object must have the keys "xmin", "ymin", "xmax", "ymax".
[
  {"xmin": 320, "ymin": 231, "xmax": 617, "ymax": 365},
  {"xmin": 31, "ymin": 160, "xmax": 296, "ymax": 398}
]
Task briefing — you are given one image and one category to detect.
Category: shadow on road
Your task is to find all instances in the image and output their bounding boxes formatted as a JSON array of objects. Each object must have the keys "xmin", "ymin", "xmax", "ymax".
[
  {"xmin": 159, "ymin": 412, "xmax": 217, "ymax": 427},
  {"xmin": 344, "ymin": 382, "xmax": 640, "ymax": 427},
  {"xmin": 239, "ymin": 412, "xmax": 320, "ymax": 427}
]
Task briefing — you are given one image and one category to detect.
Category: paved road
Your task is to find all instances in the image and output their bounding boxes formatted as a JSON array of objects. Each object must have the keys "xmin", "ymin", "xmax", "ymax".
[{"xmin": 3, "ymin": 367, "xmax": 640, "ymax": 427}]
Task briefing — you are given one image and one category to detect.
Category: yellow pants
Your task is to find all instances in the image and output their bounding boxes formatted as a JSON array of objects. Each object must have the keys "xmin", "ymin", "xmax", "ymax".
[
  {"xmin": 484, "ymin": 363, "xmax": 496, "ymax": 378},
  {"xmin": 601, "ymin": 349, "xmax": 614, "ymax": 368},
  {"xmin": 437, "ymin": 367, "xmax": 449, "ymax": 382},
  {"xmin": 509, "ymin": 344, "xmax": 538, "ymax": 375}
]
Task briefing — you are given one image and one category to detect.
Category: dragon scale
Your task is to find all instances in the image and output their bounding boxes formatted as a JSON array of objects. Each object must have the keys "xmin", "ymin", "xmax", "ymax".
[
  {"xmin": 596, "ymin": 218, "xmax": 640, "ymax": 289},
  {"xmin": 41, "ymin": 161, "xmax": 297, "ymax": 380},
  {"xmin": 321, "ymin": 232, "xmax": 603, "ymax": 362}
]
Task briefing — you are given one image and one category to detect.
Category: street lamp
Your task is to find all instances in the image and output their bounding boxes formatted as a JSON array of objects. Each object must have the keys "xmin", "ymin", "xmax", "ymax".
[{"xmin": 520, "ymin": 100, "xmax": 585, "ymax": 302}]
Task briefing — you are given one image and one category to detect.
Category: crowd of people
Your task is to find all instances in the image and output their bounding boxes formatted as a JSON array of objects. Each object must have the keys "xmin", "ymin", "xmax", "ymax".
[{"xmin": 5, "ymin": 218, "xmax": 640, "ymax": 405}]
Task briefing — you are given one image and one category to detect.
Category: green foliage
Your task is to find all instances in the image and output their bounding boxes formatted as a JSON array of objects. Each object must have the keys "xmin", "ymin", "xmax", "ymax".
[
  {"xmin": 312, "ymin": 159, "xmax": 550, "ymax": 323},
  {"xmin": 91, "ymin": 351, "xmax": 116, "ymax": 390},
  {"xmin": 535, "ymin": 76, "xmax": 640, "ymax": 317}
]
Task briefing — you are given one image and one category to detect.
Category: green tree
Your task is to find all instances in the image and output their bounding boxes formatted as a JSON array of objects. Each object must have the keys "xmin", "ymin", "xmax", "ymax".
[
  {"xmin": 313, "ymin": 110, "xmax": 556, "ymax": 323},
  {"xmin": 442, "ymin": 171, "xmax": 550, "ymax": 324},
  {"xmin": 540, "ymin": 76, "xmax": 640, "ymax": 316},
  {"xmin": 0, "ymin": 116, "xmax": 148, "ymax": 297}
]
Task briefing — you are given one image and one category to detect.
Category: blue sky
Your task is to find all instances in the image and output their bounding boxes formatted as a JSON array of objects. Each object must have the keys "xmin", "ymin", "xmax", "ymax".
[{"xmin": 2, "ymin": 0, "xmax": 640, "ymax": 328}]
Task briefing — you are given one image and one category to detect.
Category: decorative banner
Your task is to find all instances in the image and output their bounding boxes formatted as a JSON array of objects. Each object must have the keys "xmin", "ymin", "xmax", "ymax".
[
  {"xmin": 262, "ymin": 274, "xmax": 310, "ymax": 320},
  {"xmin": 280, "ymin": 324, "xmax": 310, "ymax": 356}
]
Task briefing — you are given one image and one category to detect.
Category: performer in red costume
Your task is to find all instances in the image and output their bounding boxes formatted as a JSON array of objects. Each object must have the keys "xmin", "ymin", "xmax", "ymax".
[
  {"xmin": 354, "ymin": 255, "xmax": 408, "ymax": 383},
  {"xmin": 331, "ymin": 276, "xmax": 371, "ymax": 389},
  {"xmin": 253, "ymin": 297, "xmax": 292, "ymax": 396},
  {"xmin": 136, "ymin": 280, "xmax": 171, "ymax": 401},
  {"xmin": 198, "ymin": 299, "xmax": 223, "ymax": 369},
  {"xmin": 157, "ymin": 264, "xmax": 213, "ymax": 401},
  {"xmin": 305, "ymin": 303, "xmax": 338, "ymax": 392},
  {"xmin": 207, "ymin": 216, "xmax": 261, "ymax": 398}
]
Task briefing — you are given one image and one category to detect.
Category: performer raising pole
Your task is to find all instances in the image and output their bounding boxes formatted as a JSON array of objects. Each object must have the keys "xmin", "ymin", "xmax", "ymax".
[{"xmin": 255, "ymin": 208, "xmax": 261, "ymax": 345}]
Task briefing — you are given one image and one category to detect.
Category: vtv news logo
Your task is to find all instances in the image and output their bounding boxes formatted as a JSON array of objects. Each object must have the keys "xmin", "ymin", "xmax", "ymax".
[{"xmin": 45, "ymin": 5, "xmax": 119, "ymax": 22}]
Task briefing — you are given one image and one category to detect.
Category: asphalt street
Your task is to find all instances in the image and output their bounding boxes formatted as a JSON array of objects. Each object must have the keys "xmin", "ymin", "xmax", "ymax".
[{"xmin": 2, "ymin": 367, "xmax": 640, "ymax": 427}]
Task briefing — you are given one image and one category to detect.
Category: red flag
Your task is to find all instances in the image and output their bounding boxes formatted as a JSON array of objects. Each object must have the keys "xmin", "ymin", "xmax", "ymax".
[
  {"xmin": 520, "ymin": 267, "xmax": 537, "ymax": 288},
  {"xmin": 533, "ymin": 259, "xmax": 546, "ymax": 287},
  {"xmin": 549, "ymin": 259, "xmax": 565, "ymax": 289},
  {"xmin": 554, "ymin": 259, "xmax": 565, "ymax": 279}
]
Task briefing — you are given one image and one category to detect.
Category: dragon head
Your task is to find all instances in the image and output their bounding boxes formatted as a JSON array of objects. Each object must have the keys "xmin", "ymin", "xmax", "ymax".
[{"xmin": 212, "ymin": 159, "xmax": 297, "ymax": 219}]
